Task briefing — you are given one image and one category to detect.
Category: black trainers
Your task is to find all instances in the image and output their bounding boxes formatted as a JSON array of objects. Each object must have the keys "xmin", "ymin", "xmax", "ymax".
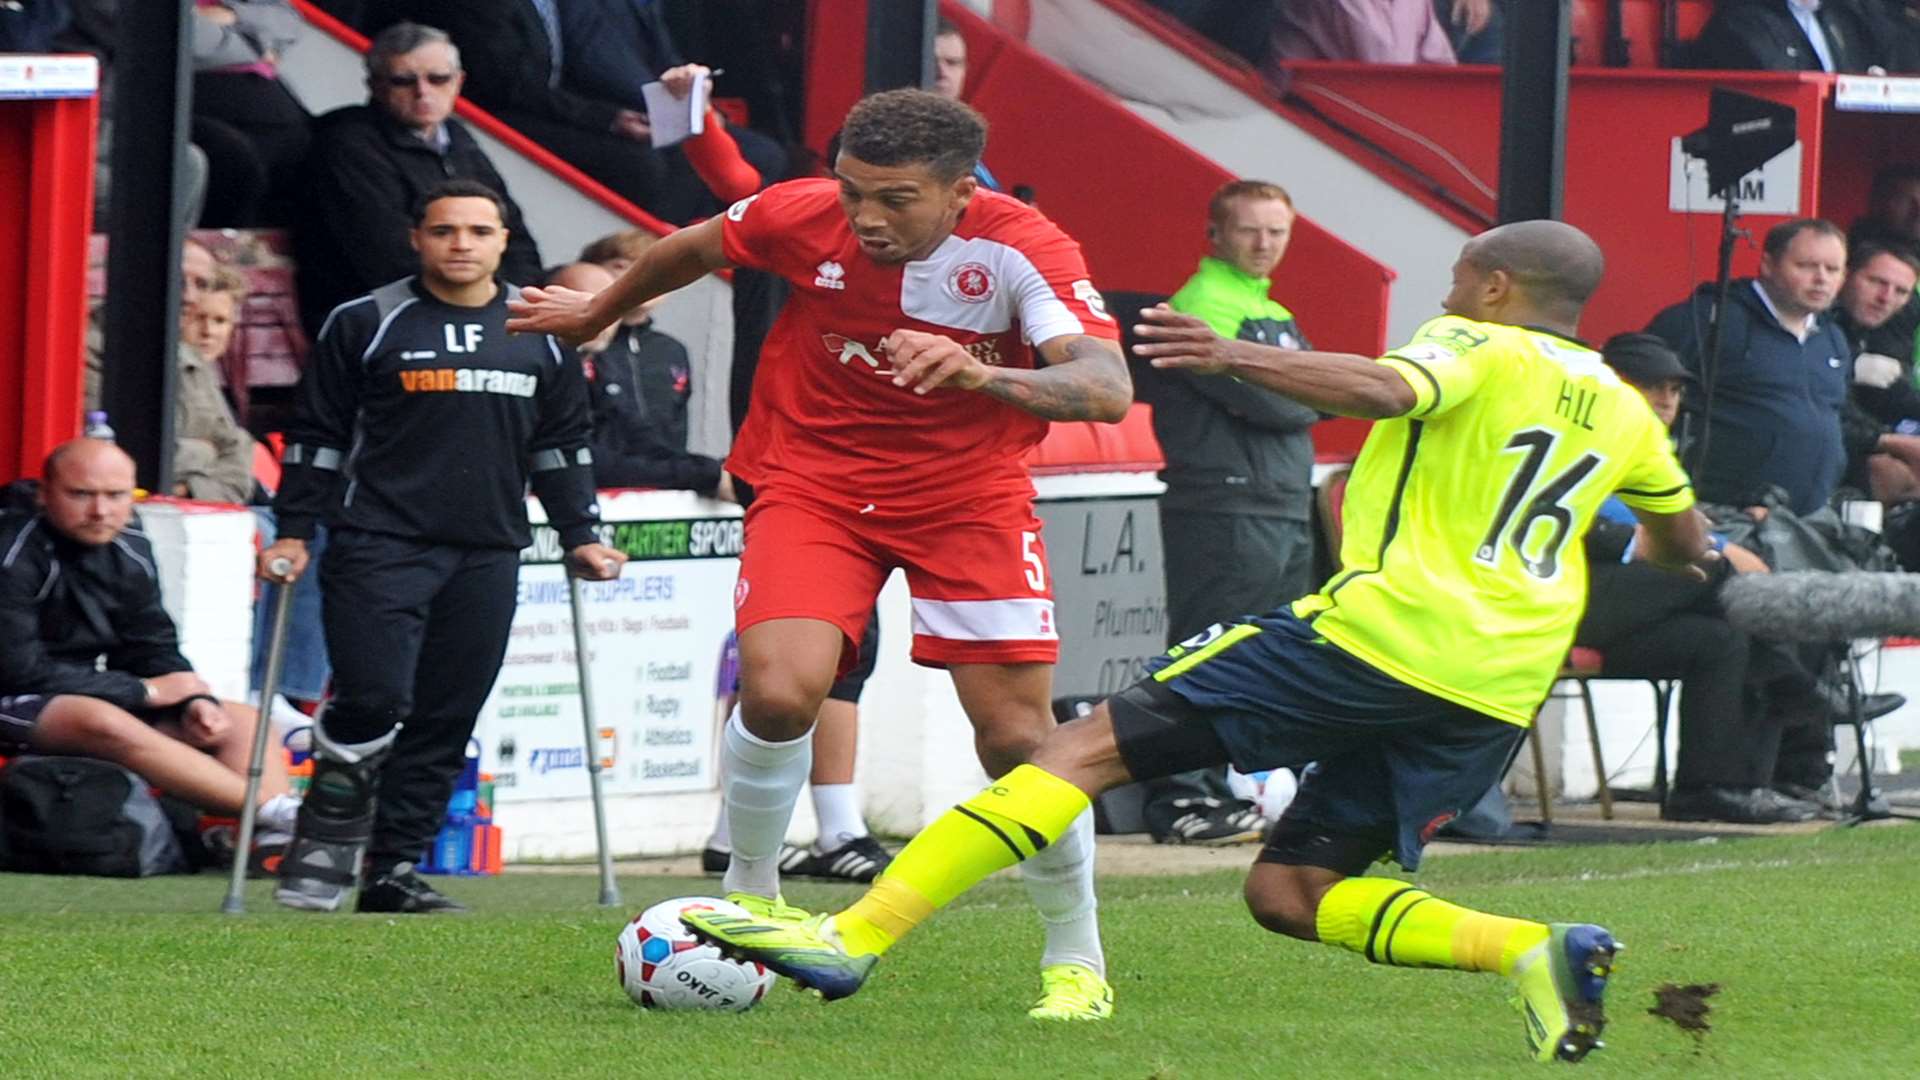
[
  {"xmin": 805, "ymin": 835, "xmax": 893, "ymax": 882},
  {"xmin": 1663, "ymin": 785, "xmax": 1820, "ymax": 824},
  {"xmin": 1773, "ymin": 781, "xmax": 1843, "ymax": 815},
  {"xmin": 699, "ymin": 843, "xmax": 816, "ymax": 876},
  {"xmin": 356, "ymin": 862, "xmax": 469, "ymax": 914},
  {"xmin": 1149, "ymin": 797, "xmax": 1265, "ymax": 845}
]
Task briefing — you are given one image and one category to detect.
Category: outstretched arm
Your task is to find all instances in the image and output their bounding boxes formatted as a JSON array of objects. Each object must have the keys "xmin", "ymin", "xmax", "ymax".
[
  {"xmin": 506, "ymin": 217, "xmax": 732, "ymax": 346},
  {"xmin": 883, "ymin": 330, "xmax": 1132, "ymax": 422},
  {"xmin": 1132, "ymin": 306, "xmax": 1414, "ymax": 419}
]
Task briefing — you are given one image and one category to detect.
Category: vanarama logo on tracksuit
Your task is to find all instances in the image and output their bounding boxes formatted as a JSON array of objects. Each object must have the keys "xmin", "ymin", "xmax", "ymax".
[{"xmin": 398, "ymin": 368, "xmax": 538, "ymax": 397}]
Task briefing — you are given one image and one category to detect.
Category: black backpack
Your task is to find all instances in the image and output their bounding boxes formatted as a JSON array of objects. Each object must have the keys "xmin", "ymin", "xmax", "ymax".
[{"xmin": 0, "ymin": 756, "xmax": 190, "ymax": 877}]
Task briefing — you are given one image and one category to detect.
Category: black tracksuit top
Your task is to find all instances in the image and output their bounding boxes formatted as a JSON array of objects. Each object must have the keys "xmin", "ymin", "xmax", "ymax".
[
  {"xmin": 274, "ymin": 277, "xmax": 602, "ymax": 551},
  {"xmin": 0, "ymin": 514, "xmax": 192, "ymax": 709}
]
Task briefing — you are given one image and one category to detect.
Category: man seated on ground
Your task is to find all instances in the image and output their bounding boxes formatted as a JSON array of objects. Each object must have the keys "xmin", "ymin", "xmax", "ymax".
[
  {"xmin": 547, "ymin": 258, "xmax": 731, "ymax": 498},
  {"xmin": 1646, "ymin": 217, "xmax": 1852, "ymax": 516},
  {"xmin": 297, "ymin": 20, "xmax": 543, "ymax": 333},
  {"xmin": 1575, "ymin": 334, "xmax": 1821, "ymax": 825},
  {"xmin": 0, "ymin": 440, "xmax": 299, "ymax": 857}
]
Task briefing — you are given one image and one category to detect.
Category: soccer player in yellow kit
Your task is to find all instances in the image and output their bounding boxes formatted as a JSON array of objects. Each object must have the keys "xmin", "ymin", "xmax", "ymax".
[{"xmin": 684, "ymin": 221, "xmax": 1715, "ymax": 1063}]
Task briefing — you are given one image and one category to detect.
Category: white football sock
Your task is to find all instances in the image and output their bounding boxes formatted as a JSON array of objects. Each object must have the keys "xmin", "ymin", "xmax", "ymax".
[
  {"xmin": 707, "ymin": 719, "xmax": 733, "ymax": 852},
  {"xmin": 1019, "ymin": 809, "xmax": 1104, "ymax": 977},
  {"xmin": 719, "ymin": 709, "xmax": 811, "ymax": 899},
  {"xmin": 809, "ymin": 783, "xmax": 868, "ymax": 852}
]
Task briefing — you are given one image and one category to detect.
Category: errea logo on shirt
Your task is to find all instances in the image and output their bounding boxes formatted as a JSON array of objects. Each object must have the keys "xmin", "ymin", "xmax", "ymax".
[{"xmin": 815, "ymin": 261, "xmax": 846, "ymax": 290}]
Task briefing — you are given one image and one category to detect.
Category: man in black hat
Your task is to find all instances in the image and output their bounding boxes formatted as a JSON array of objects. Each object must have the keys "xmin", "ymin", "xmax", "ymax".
[{"xmin": 1573, "ymin": 333, "xmax": 1825, "ymax": 824}]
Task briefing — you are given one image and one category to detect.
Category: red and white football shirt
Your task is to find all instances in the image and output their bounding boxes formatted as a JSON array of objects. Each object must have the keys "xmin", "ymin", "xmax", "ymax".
[{"xmin": 720, "ymin": 178, "xmax": 1118, "ymax": 508}]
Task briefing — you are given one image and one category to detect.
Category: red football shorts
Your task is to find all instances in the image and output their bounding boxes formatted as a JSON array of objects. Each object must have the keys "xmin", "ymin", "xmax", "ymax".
[{"xmin": 733, "ymin": 488, "xmax": 1059, "ymax": 671}]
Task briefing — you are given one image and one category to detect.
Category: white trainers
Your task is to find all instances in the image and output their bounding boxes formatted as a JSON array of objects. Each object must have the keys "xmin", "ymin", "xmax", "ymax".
[{"xmin": 257, "ymin": 793, "xmax": 301, "ymax": 834}]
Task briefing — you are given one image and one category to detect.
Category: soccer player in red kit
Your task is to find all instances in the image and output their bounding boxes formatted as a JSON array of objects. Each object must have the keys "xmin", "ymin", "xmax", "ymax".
[{"xmin": 509, "ymin": 90, "xmax": 1133, "ymax": 1018}]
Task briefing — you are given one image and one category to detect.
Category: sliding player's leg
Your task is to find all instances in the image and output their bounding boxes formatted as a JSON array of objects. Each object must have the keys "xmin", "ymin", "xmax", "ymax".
[{"xmin": 1241, "ymin": 725, "xmax": 1616, "ymax": 1063}]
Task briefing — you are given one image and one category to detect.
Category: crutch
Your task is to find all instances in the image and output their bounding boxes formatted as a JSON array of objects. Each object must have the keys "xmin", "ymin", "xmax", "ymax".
[
  {"xmin": 222, "ymin": 557, "xmax": 294, "ymax": 915},
  {"xmin": 569, "ymin": 574, "xmax": 622, "ymax": 906}
]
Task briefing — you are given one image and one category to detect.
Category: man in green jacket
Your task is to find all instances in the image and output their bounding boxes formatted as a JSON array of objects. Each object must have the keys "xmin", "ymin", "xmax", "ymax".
[{"xmin": 1144, "ymin": 179, "xmax": 1320, "ymax": 843}]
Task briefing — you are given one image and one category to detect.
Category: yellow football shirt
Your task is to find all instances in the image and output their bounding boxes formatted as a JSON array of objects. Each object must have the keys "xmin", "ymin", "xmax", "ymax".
[{"xmin": 1292, "ymin": 315, "xmax": 1695, "ymax": 726}]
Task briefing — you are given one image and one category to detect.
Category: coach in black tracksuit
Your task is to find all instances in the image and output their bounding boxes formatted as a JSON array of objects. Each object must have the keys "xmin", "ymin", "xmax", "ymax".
[{"xmin": 261, "ymin": 180, "xmax": 625, "ymax": 914}]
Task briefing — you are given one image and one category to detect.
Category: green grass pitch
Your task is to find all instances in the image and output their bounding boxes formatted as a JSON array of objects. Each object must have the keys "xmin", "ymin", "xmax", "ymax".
[{"xmin": 1, "ymin": 827, "xmax": 1916, "ymax": 1078}]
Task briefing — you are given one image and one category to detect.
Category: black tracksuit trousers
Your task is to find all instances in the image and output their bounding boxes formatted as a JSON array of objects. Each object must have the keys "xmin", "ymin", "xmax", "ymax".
[{"xmin": 319, "ymin": 528, "xmax": 520, "ymax": 872}]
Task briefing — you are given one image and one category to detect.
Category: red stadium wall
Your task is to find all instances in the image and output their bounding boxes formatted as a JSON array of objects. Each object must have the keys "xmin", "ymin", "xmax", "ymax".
[
  {"xmin": 0, "ymin": 74, "xmax": 96, "ymax": 484},
  {"xmin": 804, "ymin": 1, "xmax": 1394, "ymax": 461},
  {"xmin": 1087, "ymin": 0, "xmax": 1896, "ymax": 343}
]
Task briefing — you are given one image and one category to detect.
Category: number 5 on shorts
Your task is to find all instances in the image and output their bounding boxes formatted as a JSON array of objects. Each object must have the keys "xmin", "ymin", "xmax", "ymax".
[{"xmin": 1022, "ymin": 531, "xmax": 1047, "ymax": 592}]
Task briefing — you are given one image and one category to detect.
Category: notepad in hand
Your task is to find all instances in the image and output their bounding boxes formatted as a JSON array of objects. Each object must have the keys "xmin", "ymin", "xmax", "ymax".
[{"xmin": 640, "ymin": 76, "xmax": 709, "ymax": 148}]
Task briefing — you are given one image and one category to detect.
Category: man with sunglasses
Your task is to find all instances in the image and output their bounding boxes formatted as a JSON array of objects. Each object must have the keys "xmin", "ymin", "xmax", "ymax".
[{"xmin": 296, "ymin": 21, "xmax": 544, "ymax": 335}]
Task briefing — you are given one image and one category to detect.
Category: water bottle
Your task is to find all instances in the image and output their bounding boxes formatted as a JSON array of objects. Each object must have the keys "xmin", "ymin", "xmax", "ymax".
[{"xmin": 84, "ymin": 411, "xmax": 115, "ymax": 441}]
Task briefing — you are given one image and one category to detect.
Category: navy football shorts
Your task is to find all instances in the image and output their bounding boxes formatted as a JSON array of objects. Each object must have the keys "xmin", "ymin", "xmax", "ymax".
[{"xmin": 1108, "ymin": 610, "xmax": 1524, "ymax": 872}]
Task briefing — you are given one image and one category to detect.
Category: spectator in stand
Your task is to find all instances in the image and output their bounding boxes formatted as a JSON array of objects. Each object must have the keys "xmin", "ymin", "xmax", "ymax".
[
  {"xmin": 173, "ymin": 265, "xmax": 258, "ymax": 503},
  {"xmin": 189, "ymin": 0, "xmax": 310, "ymax": 227},
  {"xmin": 1575, "ymin": 335, "xmax": 1822, "ymax": 825},
  {"xmin": 1646, "ymin": 218, "xmax": 1852, "ymax": 515},
  {"xmin": 1142, "ymin": 179, "xmax": 1319, "ymax": 844},
  {"xmin": 1143, "ymin": 1, "xmax": 1281, "ymax": 66},
  {"xmin": 1835, "ymin": 242, "xmax": 1920, "ymax": 501},
  {"xmin": 84, "ymin": 238, "xmax": 254, "ymax": 505},
  {"xmin": 1434, "ymin": 0, "xmax": 1499, "ymax": 64},
  {"xmin": 0, "ymin": 439, "xmax": 301, "ymax": 854},
  {"xmin": 296, "ymin": 21, "xmax": 544, "ymax": 334},
  {"xmin": 548, "ymin": 258, "xmax": 729, "ymax": 496},
  {"xmin": 1876, "ymin": 0, "xmax": 1920, "ymax": 71},
  {"xmin": 1265, "ymin": 0, "xmax": 1457, "ymax": 77},
  {"xmin": 0, "ymin": 0, "xmax": 71, "ymax": 51},
  {"xmin": 412, "ymin": 0, "xmax": 781, "ymax": 226},
  {"xmin": 1691, "ymin": 0, "xmax": 1883, "ymax": 73},
  {"xmin": 929, "ymin": 19, "xmax": 1004, "ymax": 192},
  {"xmin": 1853, "ymin": 164, "xmax": 1920, "ymax": 256}
]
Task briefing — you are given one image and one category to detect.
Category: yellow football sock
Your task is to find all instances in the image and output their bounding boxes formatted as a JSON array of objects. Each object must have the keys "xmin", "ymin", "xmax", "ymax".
[
  {"xmin": 1314, "ymin": 877, "xmax": 1548, "ymax": 975},
  {"xmin": 833, "ymin": 764, "xmax": 1090, "ymax": 958}
]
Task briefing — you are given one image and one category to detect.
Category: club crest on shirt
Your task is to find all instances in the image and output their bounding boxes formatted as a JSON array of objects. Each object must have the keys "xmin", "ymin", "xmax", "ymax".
[{"xmin": 948, "ymin": 261, "xmax": 994, "ymax": 303}]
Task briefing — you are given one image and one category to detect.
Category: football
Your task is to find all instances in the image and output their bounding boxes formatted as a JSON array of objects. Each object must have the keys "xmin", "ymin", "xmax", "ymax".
[{"xmin": 615, "ymin": 896, "xmax": 777, "ymax": 1011}]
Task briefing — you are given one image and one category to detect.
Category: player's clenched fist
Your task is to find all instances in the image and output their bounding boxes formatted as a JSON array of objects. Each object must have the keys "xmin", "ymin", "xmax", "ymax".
[
  {"xmin": 883, "ymin": 329, "xmax": 991, "ymax": 395},
  {"xmin": 506, "ymin": 284, "xmax": 610, "ymax": 347}
]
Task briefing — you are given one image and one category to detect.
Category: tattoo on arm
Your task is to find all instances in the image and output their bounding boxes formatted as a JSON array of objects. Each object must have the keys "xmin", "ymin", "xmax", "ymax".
[{"xmin": 981, "ymin": 336, "xmax": 1133, "ymax": 422}]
